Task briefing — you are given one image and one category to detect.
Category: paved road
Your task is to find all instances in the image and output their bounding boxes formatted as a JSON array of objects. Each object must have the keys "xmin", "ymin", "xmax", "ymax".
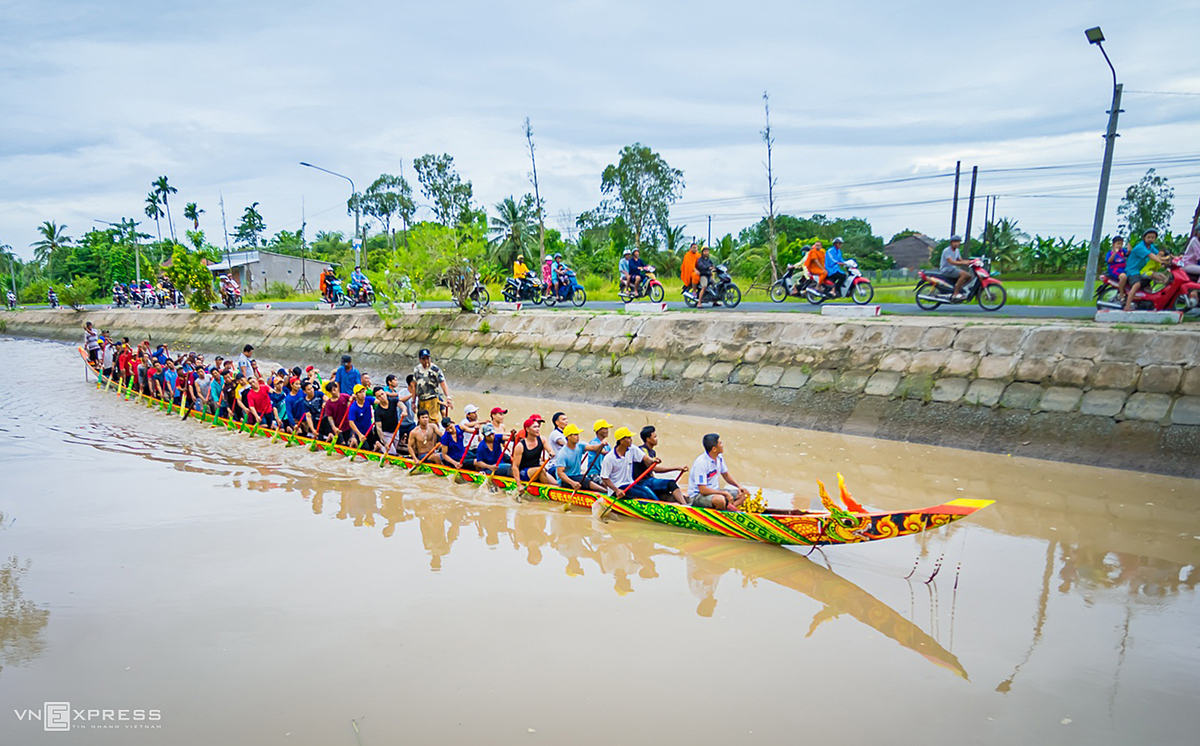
[{"xmin": 35, "ymin": 299, "xmax": 1100, "ymax": 319}]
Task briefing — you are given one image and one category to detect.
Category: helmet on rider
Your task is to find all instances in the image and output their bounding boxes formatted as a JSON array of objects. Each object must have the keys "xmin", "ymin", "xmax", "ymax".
[
  {"xmin": 949, "ymin": 235, "xmax": 962, "ymax": 244},
  {"xmin": 832, "ymin": 237, "xmax": 844, "ymax": 245}
]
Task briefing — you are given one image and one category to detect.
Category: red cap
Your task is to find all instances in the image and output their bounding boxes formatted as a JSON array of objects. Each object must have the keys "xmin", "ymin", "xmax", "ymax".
[
  {"xmin": 522, "ymin": 416, "xmax": 543, "ymax": 430},
  {"xmin": 490, "ymin": 407, "xmax": 508, "ymax": 416},
  {"xmin": 305, "ymin": 365, "xmax": 315, "ymax": 372},
  {"xmin": 288, "ymin": 376, "xmax": 300, "ymax": 385}
]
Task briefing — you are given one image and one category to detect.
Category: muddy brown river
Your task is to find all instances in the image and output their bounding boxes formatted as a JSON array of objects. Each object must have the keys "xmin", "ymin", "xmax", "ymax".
[{"xmin": 1, "ymin": 336, "xmax": 1197, "ymax": 745}]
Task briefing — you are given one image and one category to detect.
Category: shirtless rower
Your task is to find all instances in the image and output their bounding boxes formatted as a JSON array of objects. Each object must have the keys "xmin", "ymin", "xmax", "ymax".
[{"xmin": 407, "ymin": 409, "xmax": 443, "ymax": 464}]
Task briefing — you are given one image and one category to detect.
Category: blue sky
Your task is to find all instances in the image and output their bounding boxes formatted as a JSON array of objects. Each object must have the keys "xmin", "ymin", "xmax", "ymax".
[{"xmin": 1, "ymin": 0, "xmax": 1197, "ymax": 258}]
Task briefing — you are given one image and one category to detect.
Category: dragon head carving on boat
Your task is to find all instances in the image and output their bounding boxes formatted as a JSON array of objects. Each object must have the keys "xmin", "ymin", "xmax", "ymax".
[{"xmin": 817, "ymin": 478, "xmax": 871, "ymax": 543}]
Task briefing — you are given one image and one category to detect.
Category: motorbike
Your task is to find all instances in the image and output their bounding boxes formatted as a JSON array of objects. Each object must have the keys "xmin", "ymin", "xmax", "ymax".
[
  {"xmin": 348, "ymin": 279, "xmax": 376, "ymax": 306},
  {"xmin": 112, "ymin": 289, "xmax": 129, "ymax": 308},
  {"xmin": 543, "ymin": 267, "xmax": 586, "ymax": 307},
  {"xmin": 682, "ymin": 264, "xmax": 742, "ymax": 308},
  {"xmin": 326, "ymin": 278, "xmax": 348, "ymax": 307},
  {"xmin": 502, "ymin": 275, "xmax": 544, "ymax": 304},
  {"xmin": 222, "ymin": 283, "xmax": 244, "ymax": 309},
  {"xmin": 915, "ymin": 258, "xmax": 1007, "ymax": 311},
  {"xmin": 805, "ymin": 259, "xmax": 875, "ymax": 305},
  {"xmin": 1095, "ymin": 257, "xmax": 1200, "ymax": 313},
  {"xmin": 468, "ymin": 273, "xmax": 490, "ymax": 308},
  {"xmin": 6, "ymin": 292, "xmax": 16, "ymax": 311},
  {"xmin": 769, "ymin": 264, "xmax": 812, "ymax": 302},
  {"xmin": 48, "ymin": 290, "xmax": 60, "ymax": 309},
  {"xmin": 618, "ymin": 265, "xmax": 665, "ymax": 303}
]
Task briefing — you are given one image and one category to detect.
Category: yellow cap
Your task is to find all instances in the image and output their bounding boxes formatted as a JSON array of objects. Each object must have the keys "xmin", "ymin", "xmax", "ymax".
[
  {"xmin": 593, "ymin": 419, "xmax": 613, "ymax": 431},
  {"xmin": 563, "ymin": 424, "xmax": 582, "ymax": 437},
  {"xmin": 353, "ymin": 384, "xmax": 366, "ymax": 395},
  {"xmin": 613, "ymin": 426, "xmax": 633, "ymax": 441}
]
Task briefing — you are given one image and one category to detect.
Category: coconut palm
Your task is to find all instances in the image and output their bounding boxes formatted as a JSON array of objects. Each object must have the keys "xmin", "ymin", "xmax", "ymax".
[
  {"xmin": 183, "ymin": 202, "xmax": 204, "ymax": 230},
  {"xmin": 488, "ymin": 195, "xmax": 536, "ymax": 269},
  {"xmin": 144, "ymin": 193, "xmax": 164, "ymax": 242},
  {"xmin": 30, "ymin": 221, "xmax": 72, "ymax": 281},
  {"xmin": 153, "ymin": 176, "xmax": 178, "ymax": 242}
]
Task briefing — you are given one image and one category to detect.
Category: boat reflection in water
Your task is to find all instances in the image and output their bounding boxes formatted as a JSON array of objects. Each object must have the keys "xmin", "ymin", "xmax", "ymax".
[
  {"xmin": 280, "ymin": 475, "xmax": 969, "ymax": 679},
  {"xmin": 0, "ymin": 512, "xmax": 51, "ymax": 678}
]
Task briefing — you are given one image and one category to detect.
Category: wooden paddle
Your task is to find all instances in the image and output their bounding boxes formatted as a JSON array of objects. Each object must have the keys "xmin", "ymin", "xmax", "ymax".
[
  {"xmin": 598, "ymin": 458, "xmax": 660, "ymax": 520},
  {"xmin": 407, "ymin": 442, "xmax": 439, "ymax": 475}
]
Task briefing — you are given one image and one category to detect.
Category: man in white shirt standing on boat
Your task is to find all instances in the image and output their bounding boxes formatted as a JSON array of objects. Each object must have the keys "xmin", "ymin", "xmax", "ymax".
[{"xmin": 687, "ymin": 433, "xmax": 749, "ymax": 510}]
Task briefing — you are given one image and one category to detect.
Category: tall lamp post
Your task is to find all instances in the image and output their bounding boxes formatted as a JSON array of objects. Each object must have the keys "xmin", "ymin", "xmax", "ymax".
[
  {"xmin": 300, "ymin": 162, "xmax": 360, "ymax": 267},
  {"xmin": 1083, "ymin": 26, "xmax": 1122, "ymax": 299}
]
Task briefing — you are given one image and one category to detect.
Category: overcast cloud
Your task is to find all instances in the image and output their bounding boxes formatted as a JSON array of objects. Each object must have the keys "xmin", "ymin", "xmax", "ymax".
[{"xmin": 1, "ymin": 0, "xmax": 1197, "ymax": 257}]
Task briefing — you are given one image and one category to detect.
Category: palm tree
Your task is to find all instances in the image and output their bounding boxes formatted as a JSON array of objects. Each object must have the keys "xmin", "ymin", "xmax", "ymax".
[
  {"xmin": 488, "ymin": 195, "xmax": 536, "ymax": 269},
  {"xmin": 145, "ymin": 192, "xmax": 164, "ymax": 242},
  {"xmin": 183, "ymin": 202, "xmax": 204, "ymax": 230},
  {"xmin": 30, "ymin": 221, "xmax": 72, "ymax": 282},
  {"xmin": 153, "ymin": 176, "xmax": 178, "ymax": 242}
]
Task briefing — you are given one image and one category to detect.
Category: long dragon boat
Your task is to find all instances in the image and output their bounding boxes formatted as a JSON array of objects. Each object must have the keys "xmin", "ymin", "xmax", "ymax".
[{"xmin": 81, "ymin": 348, "xmax": 993, "ymax": 546}]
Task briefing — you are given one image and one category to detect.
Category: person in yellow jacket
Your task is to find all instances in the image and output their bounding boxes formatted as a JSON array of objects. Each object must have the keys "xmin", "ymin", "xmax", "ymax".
[{"xmin": 512, "ymin": 257, "xmax": 529, "ymax": 280}]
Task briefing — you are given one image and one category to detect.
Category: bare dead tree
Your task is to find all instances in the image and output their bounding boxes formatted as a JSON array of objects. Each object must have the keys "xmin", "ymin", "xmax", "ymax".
[
  {"xmin": 525, "ymin": 118, "xmax": 547, "ymax": 266},
  {"xmin": 762, "ymin": 92, "xmax": 780, "ymax": 281}
]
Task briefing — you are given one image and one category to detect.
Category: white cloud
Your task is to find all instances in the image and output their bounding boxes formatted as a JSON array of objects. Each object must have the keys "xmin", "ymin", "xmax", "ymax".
[{"xmin": 1, "ymin": 0, "xmax": 1198, "ymax": 257}]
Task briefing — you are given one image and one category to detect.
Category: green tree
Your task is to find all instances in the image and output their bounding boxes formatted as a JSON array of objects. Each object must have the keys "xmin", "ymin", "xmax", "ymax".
[
  {"xmin": 153, "ymin": 176, "xmax": 178, "ymax": 242},
  {"xmin": 59, "ymin": 275, "xmax": 99, "ymax": 311},
  {"xmin": 30, "ymin": 221, "xmax": 72, "ymax": 282},
  {"xmin": 183, "ymin": 202, "xmax": 205, "ymax": 230},
  {"xmin": 381, "ymin": 222, "xmax": 487, "ymax": 311},
  {"xmin": 233, "ymin": 202, "xmax": 266, "ymax": 248},
  {"xmin": 358, "ymin": 174, "xmax": 415, "ymax": 251},
  {"xmin": 488, "ymin": 195, "xmax": 537, "ymax": 269},
  {"xmin": 144, "ymin": 192, "xmax": 164, "ymax": 242},
  {"xmin": 1118, "ymin": 168, "xmax": 1174, "ymax": 240},
  {"xmin": 979, "ymin": 218, "xmax": 1028, "ymax": 272},
  {"xmin": 165, "ymin": 245, "xmax": 218, "ymax": 312},
  {"xmin": 413, "ymin": 154, "xmax": 477, "ymax": 226},
  {"xmin": 599, "ymin": 143, "xmax": 685, "ymax": 250}
]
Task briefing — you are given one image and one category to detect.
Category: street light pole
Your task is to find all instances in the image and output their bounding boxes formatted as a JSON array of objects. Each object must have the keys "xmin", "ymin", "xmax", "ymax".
[
  {"xmin": 300, "ymin": 161, "xmax": 360, "ymax": 267},
  {"xmin": 1083, "ymin": 26, "xmax": 1122, "ymax": 299}
]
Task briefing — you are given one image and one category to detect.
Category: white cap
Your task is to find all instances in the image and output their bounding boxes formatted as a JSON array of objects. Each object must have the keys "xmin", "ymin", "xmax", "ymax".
[{"xmin": 464, "ymin": 404, "xmax": 478, "ymax": 414}]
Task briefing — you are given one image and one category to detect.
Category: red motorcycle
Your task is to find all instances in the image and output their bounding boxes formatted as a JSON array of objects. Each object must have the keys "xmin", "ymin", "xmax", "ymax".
[
  {"xmin": 915, "ymin": 258, "xmax": 1006, "ymax": 311},
  {"xmin": 1095, "ymin": 257, "xmax": 1200, "ymax": 312}
]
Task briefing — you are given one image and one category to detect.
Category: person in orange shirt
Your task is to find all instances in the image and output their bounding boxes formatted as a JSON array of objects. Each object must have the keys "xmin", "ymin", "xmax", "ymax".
[
  {"xmin": 802, "ymin": 240, "xmax": 827, "ymax": 291},
  {"xmin": 680, "ymin": 242, "xmax": 701, "ymax": 289}
]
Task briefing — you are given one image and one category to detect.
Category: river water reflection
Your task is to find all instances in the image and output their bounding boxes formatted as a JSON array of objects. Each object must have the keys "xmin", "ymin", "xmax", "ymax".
[{"xmin": 0, "ymin": 336, "xmax": 1197, "ymax": 745}]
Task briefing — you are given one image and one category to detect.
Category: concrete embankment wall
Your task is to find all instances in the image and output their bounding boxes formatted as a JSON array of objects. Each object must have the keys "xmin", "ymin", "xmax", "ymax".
[{"xmin": 5, "ymin": 308, "xmax": 1199, "ymax": 477}]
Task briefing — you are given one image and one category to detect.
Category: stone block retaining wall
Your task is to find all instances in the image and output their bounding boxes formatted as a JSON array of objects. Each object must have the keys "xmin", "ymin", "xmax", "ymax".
[{"xmin": 5, "ymin": 308, "xmax": 1198, "ymax": 477}]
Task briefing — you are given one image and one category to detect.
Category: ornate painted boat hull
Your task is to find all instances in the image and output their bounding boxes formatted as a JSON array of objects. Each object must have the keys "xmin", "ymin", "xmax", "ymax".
[{"xmin": 82, "ymin": 349, "xmax": 993, "ymax": 546}]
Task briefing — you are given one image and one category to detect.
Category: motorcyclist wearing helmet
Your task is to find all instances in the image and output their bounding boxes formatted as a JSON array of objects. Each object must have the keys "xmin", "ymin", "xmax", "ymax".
[
  {"xmin": 824, "ymin": 237, "xmax": 848, "ymax": 297},
  {"xmin": 350, "ymin": 265, "xmax": 368, "ymax": 301}
]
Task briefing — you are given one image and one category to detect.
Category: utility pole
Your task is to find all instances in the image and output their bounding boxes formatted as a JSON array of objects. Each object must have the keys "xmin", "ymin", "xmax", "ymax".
[
  {"xmin": 297, "ymin": 197, "xmax": 311, "ymax": 293},
  {"xmin": 951, "ymin": 161, "xmax": 962, "ymax": 236},
  {"xmin": 707, "ymin": 215, "xmax": 712, "ymax": 248},
  {"xmin": 963, "ymin": 166, "xmax": 979, "ymax": 248},
  {"xmin": 1083, "ymin": 27, "xmax": 1122, "ymax": 298},
  {"xmin": 219, "ymin": 193, "xmax": 232, "ymax": 277}
]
